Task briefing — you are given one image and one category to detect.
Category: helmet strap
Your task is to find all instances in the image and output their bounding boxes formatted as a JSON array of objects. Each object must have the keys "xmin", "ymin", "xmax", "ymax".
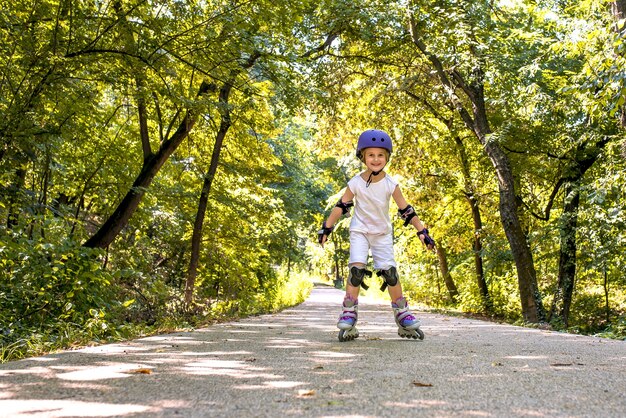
[{"xmin": 365, "ymin": 169, "xmax": 383, "ymax": 188}]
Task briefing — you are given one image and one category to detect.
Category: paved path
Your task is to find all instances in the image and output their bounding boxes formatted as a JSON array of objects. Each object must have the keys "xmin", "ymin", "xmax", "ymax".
[{"xmin": 1, "ymin": 284, "xmax": 625, "ymax": 417}]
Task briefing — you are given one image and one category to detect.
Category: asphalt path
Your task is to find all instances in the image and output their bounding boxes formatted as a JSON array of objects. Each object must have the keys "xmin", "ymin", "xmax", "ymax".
[{"xmin": 1, "ymin": 284, "xmax": 625, "ymax": 417}]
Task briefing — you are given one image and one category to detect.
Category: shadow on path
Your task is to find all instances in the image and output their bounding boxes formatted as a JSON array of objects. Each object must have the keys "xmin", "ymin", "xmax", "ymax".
[{"xmin": 1, "ymin": 285, "xmax": 624, "ymax": 417}]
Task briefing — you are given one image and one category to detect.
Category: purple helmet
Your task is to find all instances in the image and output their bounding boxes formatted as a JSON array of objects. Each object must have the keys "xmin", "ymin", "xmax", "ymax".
[{"xmin": 356, "ymin": 129, "xmax": 393, "ymax": 159}]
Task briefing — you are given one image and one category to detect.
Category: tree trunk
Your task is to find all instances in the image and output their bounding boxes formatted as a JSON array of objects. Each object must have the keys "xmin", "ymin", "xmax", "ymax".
[
  {"xmin": 435, "ymin": 243, "xmax": 459, "ymax": 303},
  {"xmin": 184, "ymin": 85, "xmax": 233, "ymax": 305},
  {"xmin": 612, "ymin": 1, "xmax": 626, "ymax": 29},
  {"xmin": 184, "ymin": 51, "xmax": 261, "ymax": 305},
  {"xmin": 454, "ymin": 135, "xmax": 491, "ymax": 312},
  {"xmin": 483, "ymin": 136, "xmax": 545, "ymax": 323},
  {"xmin": 83, "ymin": 81, "xmax": 214, "ymax": 249},
  {"xmin": 612, "ymin": 1, "xmax": 626, "ymax": 129},
  {"xmin": 287, "ymin": 255, "xmax": 292, "ymax": 277},
  {"xmin": 6, "ymin": 167, "xmax": 26, "ymax": 228},
  {"xmin": 549, "ymin": 180, "xmax": 580, "ymax": 327},
  {"xmin": 112, "ymin": 0, "xmax": 152, "ymax": 161},
  {"xmin": 603, "ymin": 266, "xmax": 610, "ymax": 324},
  {"xmin": 548, "ymin": 137, "xmax": 609, "ymax": 326},
  {"xmin": 468, "ymin": 194, "xmax": 490, "ymax": 310}
]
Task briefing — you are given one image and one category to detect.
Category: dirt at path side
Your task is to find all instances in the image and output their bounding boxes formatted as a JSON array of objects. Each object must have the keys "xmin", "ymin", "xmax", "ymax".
[{"xmin": 1, "ymin": 285, "xmax": 625, "ymax": 417}]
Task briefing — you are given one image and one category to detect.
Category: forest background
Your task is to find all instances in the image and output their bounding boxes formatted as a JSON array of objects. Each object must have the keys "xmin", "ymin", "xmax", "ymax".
[{"xmin": 1, "ymin": 0, "xmax": 625, "ymax": 362}]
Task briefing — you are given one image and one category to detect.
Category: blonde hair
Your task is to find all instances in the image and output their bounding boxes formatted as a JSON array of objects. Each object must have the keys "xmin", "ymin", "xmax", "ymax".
[{"xmin": 359, "ymin": 148, "xmax": 390, "ymax": 163}]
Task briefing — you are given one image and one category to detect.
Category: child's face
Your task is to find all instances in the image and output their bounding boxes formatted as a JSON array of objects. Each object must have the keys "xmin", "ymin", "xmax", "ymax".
[{"xmin": 362, "ymin": 147, "xmax": 388, "ymax": 172}]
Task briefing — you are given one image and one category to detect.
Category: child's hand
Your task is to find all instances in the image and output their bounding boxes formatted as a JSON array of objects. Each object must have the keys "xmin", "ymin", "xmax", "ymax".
[
  {"xmin": 418, "ymin": 228, "xmax": 435, "ymax": 251},
  {"xmin": 317, "ymin": 221, "xmax": 334, "ymax": 247}
]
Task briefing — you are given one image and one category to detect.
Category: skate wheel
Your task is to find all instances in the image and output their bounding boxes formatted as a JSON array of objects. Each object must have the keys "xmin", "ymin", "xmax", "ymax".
[
  {"xmin": 338, "ymin": 328, "xmax": 358, "ymax": 342},
  {"xmin": 398, "ymin": 327, "xmax": 424, "ymax": 340},
  {"xmin": 416, "ymin": 329, "xmax": 425, "ymax": 340}
]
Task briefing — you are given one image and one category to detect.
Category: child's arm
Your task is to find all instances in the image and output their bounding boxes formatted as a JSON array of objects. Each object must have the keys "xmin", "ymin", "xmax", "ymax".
[
  {"xmin": 318, "ymin": 188, "xmax": 355, "ymax": 247},
  {"xmin": 392, "ymin": 186, "xmax": 435, "ymax": 249}
]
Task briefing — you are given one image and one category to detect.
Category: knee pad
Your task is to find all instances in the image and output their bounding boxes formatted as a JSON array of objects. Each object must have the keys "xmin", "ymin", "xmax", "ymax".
[
  {"xmin": 349, "ymin": 266, "xmax": 371, "ymax": 290},
  {"xmin": 378, "ymin": 267, "xmax": 399, "ymax": 291}
]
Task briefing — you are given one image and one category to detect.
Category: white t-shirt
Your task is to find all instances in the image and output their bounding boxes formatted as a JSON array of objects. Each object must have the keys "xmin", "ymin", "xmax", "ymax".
[{"xmin": 347, "ymin": 173, "xmax": 398, "ymax": 235}]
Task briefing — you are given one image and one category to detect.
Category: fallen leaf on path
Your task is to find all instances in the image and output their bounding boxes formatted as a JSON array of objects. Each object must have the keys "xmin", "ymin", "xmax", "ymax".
[
  {"xmin": 366, "ymin": 336, "xmax": 382, "ymax": 340},
  {"xmin": 492, "ymin": 362, "xmax": 503, "ymax": 366},
  {"xmin": 313, "ymin": 365, "xmax": 324, "ymax": 370},
  {"xmin": 130, "ymin": 368, "xmax": 152, "ymax": 374},
  {"xmin": 297, "ymin": 389, "xmax": 316, "ymax": 397},
  {"xmin": 411, "ymin": 381, "xmax": 433, "ymax": 387},
  {"xmin": 245, "ymin": 357, "xmax": 257, "ymax": 362}
]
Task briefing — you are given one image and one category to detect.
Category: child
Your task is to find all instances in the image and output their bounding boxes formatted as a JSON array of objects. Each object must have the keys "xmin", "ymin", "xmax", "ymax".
[{"xmin": 318, "ymin": 129, "xmax": 435, "ymax": 341}]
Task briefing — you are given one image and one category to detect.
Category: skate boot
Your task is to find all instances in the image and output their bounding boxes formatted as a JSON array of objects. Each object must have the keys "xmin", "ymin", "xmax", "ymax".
[
  {"xmin": 337, "ymin": 297, "xmax": 359, "ymax": 342},
  {"xmin": 392, "ymin": 297, "xmax": 424, "ymax": 340}
]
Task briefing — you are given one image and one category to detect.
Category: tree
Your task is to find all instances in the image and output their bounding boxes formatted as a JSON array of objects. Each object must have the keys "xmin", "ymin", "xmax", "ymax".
[
  {"xmin": 405, "ymin": 3, "xmax": 545, "ymax": 322},
  {"xmin": 185, "ymin": 51, "xmax": 261, "ymax": 305}
]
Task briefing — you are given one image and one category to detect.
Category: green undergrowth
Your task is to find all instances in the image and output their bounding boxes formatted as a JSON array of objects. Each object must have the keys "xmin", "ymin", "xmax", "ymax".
[
  {"xmin": 410, "ymin": 305, "xmax": 626, "ymax": 341},
  {"xmin": 1, "ymin": 268, "xmax": 313, "ymax": 363}
]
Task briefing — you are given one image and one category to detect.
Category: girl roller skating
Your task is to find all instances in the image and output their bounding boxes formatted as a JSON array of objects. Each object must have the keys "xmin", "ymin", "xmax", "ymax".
[{"xmin": 318, "ymin": 129, "xmax": 435, "ymax": 342}]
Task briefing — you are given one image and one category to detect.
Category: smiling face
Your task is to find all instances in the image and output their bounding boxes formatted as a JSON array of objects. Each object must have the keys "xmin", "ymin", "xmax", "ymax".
[{"xmin": 362, "ymin": 147, "xmax": 389, "ymax": 173}]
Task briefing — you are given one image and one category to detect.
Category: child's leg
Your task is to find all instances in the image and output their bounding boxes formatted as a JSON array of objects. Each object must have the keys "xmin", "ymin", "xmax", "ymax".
[
  {"xmin": 338, "ymin": 233, "xmax": 369, "ymax": 337},
  {"xmin": 369, "ymin": 233, "xmax": 423, "ymax": 338},
  {"xmin": 387, "ymin": 280, "xmax": 403, "ymax": 301},
  {"xmin": 368, "ymin": 232, "xmax": 400, "ymax": 298},
  {"xmin": 346, "ymin": 231, "xmax": 370, "ymax": 299},
  {"xmin": 376, "ymin": 265, "xmax": 421, "ymax": 330},
  {"xmin": 345, "ymin": 262, "xmax": 366, "ymax": 300},
  {"xmin": 337, "ymin": 263, "xmax": 364, "ymax": 333}
]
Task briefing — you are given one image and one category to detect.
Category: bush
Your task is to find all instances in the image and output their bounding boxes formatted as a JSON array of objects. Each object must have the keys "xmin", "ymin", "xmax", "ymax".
[
  {"xmin": 0, "ymin": 231, "xmax": 122, "ymax": 361},
  {"xmin": 594, "ymin": 314, "xmax": 626, "ymax": 340}
]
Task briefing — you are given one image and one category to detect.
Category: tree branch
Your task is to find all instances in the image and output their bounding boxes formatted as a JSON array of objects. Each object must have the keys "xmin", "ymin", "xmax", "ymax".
[
  {"xmin": 301, "ymin": 33, "xmax": 339, "ymax": 59},
  {"xmin": 407, "ymin": 12, "xmax": 476, "ymax": 130}
]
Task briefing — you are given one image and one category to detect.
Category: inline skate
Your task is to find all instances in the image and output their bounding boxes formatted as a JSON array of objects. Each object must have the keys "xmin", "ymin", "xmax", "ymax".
[
  {"xmin": 392, "ymin": 297, "xmax": 424, "ymax": 340},
  {"xmin": 337, "ymin": 298, "xmax": 359, "ymax": 342}
]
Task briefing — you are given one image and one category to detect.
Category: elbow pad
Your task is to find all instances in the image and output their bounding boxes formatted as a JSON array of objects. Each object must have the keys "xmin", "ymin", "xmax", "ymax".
[
  {"xmin": 398, "ymin": 205, "xmax": 417, "ymax": 227},
  {"xmin": 335, "ymin": 199, "xmax": 354, "ymax": 215}
]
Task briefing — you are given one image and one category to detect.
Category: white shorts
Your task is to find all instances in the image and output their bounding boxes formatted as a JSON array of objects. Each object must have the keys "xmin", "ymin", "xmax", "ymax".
[{"xmin": 349, "ymin": 231, "xmax": 396, "ymax": 270}]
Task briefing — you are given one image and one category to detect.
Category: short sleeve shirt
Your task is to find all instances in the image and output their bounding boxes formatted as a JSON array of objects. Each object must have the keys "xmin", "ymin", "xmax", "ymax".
[{"xmin": 347, "ymin": 173, "xmax": 398, "ymax": 235}]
